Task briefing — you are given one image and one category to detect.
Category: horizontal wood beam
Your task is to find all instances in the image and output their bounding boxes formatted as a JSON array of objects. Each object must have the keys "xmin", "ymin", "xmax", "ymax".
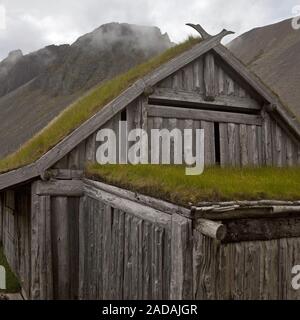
[
  {"xmin": 194, "ymin": 206, "xmax": 300, "ymax": 220},
  {"xmin": 47, "ymin": 169, "xmax": 84, "ymax": 180},
  {"xmin": 84, "ymin": 182, "xmax": 171, "ymax": 228},
  {"xmin": 149, "ymin": 88, "xmax": 260, "ymax": 112},
  {"xmin": 36, "ymin": 180, "xmax": 83, "ymax": 196},
  {"xmin": 222, "ymin": 217, "xmax": 300, "ymax": 242},
  {"xmin": 83, "ymin": 179, "xmax": 191, "ymax": 218},
  {"xmin": 147, "ymin": 104, "xmax": 262, "ymax": 126}
]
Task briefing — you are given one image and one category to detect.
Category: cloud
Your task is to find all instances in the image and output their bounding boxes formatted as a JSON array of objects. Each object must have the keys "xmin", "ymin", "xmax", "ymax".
[{"xmin": 0, "ymin": 0, "xmax": 298, "ymax": 60}]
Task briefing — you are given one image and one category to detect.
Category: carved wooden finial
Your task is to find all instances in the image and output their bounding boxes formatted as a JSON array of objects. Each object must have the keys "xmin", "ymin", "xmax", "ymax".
[{"xmin": 186, "ymin": 23, "xmax": 234, "ymax": 41}]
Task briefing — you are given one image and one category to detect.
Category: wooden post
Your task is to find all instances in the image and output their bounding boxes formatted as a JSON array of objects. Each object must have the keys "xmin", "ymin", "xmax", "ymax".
[
  {"xmin": 170, "ymin": 214, "xmax": 193, "ymax": 300},
  {"xmin": 30, "ymin": 181, "xmax": 53, "ymax": 300}
]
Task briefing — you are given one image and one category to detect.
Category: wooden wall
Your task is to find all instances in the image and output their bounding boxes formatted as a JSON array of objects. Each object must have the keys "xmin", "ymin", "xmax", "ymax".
[
  {"xmin": 30, "ymin": 181, "xmax": 81, "ymax": 300},
  {"xmin": 51, "ymin": 51, "xmax": 300, "ymax": 170},
  {"xmin": 0, "ymin": 187, "xmax": 31, "ymax": 296},
  {"xmin": 2, "ymin": 179, "xmax": 192, "ymax": 300},
  {"xmin": 79, "ymin": 194, "xmax": 171, "ymax": 299},
  {"xmin": 1, "ymin": 180, "xmax": 300, "ymax": 300},
  {"xmin": 193, "ymin": 231, "xmax": 300, "ymax": 299},
  {"xmin": 156, "ymin": 54, "xmax": 252, "ymax": 99}
]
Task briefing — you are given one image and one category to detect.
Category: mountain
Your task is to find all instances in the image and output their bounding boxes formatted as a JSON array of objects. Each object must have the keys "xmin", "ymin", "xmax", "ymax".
[
  {"xmin": 0, "ymin": 23, "xmax": 172, "ymax": 158},
  {"xmin": 228, "ymin": 18, "xmax": 300, "ymax": 119}
]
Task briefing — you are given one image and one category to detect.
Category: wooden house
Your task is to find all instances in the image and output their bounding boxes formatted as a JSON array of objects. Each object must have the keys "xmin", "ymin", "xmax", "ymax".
[{"xmin": 0, "ymin": 24, "xmax": 300, "ymax": 300}]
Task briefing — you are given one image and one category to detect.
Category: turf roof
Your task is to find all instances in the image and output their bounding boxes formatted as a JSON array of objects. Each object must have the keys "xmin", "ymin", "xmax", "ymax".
[
  {"xmin": 86, "ymin": 164, "xmax": 300, "ymax": 206},
  {"xmin": 0, "ymin": 36, "xmax": 201, "ymax": 174}
]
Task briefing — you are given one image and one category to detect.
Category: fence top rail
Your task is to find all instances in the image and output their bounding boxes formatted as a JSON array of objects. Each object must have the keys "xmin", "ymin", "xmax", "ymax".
[
  {"xmin": 83, "ymin": 178, "xmax": 191, "ymax": 218},
  {"xmin": 83, "ymin": 179, "xmax": 173, "ymax": 228}
]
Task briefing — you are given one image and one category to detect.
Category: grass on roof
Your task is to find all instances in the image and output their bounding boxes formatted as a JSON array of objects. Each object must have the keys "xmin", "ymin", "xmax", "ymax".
[
  {"xmin": 86, "ymin": 164, "xmax": 300, "ymax": 206},
  {"xmin": 0, "ymin": 36, "xmax": 200, "ymax": 174},
  {"xmin": 0, "ymin": 246, "xmax": 21, "ymax": 294}
]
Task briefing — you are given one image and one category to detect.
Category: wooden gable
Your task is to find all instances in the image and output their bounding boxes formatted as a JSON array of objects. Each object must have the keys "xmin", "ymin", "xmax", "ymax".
[{"xmin": 52, "ymin": 45, "xmax": 300, "ymax": 173}]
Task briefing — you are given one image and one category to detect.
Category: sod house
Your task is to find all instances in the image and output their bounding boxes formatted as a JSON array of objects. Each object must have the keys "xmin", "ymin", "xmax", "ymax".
[{"xmin": 0, "ymin": 24, "xmax": 300, "ymax": 300}]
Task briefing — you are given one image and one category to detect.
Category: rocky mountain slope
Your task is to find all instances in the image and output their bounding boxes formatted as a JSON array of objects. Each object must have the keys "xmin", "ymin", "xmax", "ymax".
[
  {"xmin": 228, "ymin": 17, "xmax": 300, "ymax": 119},
  {"xmin": 0, "ymin": 23, "xmax": 172, "ymax": 158}
]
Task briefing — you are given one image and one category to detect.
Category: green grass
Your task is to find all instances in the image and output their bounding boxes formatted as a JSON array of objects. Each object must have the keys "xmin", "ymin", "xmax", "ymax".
[
  {"xmin": 0, "ymin": 36, "xmax": 200, "ymax": 174},
  {"xmin": 0, "ymin": 246, "xmax": 21, "ymax": 293},
  {"xmin": 86, "ymin": 164, "xmax": 300, "ymax": 206}
]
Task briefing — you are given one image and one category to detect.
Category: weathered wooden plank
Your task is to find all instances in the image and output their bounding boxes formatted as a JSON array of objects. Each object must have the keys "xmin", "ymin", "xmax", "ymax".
[
  {"xmin": 286, "ymin": 139, "xmax": 294, "ymax": 166},
  {"xmin": 123, "ymin": 214, "xmax": 132, "ymax": 299},
  {"xmin": 278, "ymin": 238, "xmax": 288, "ymax": 299},
  {"xmin": 68, "ymin": 197, "xmax": 79, "ymax": 299},
  {"xmin": 116, "ymin": 211, "xmax": 125, "ymax": 300},
  {"xmin": 152, "ymin": 226, "xmax": 164, "ymax": 299},
  {"xmin": 83, "ymin": 179, "xmax": 191, "ymax": 218},
  {"xmin": 193, "ymin": 232, "xmax": 217, "ymax": 299},
  {"xmin": 231, "ymin": 242, "xmax": 244, "ymax": 300},
  {"xmin": 251, "ymin": 125, "xmax": 259, "ymax": 165},
  {"xmin": 228, "ymin": 123, "xmax": 239, "ymax": 166},
  {"xmin": 68, "ymin": 146, "xmax": 81, "ymax": 170},
  {"xmin": 39, "ymin": 195, "xmax": 53, "ymax": 299},
  {"xmin": 257, "ymin": 125, "xmax": 263, "ymax": 165},
  {"xmin": 84, "ymin": 183, "xmax": 171, "ymax": 227},
  {"xmin": 204, "ymin": 52, "xmax": 215, "ymax": 100},
  {"xmin": 219, "ymin": 123, "xmax": 229, "ymax": 167},
  {"xmin": 216, "ymin": 242, "xmax": 231, "ymax": 299},
  {"xmin": 288, "ymin": 238, "xmax": 300, "ymax": 299},
  {"xmin": 201, "ymin": 121, "xmax": 215, "ymax": 165},
  {"xmin": 192, "ymin": 58, "xmax": 203, "ymax": 93},
  {"xmin": 244, "ymin": 241, "xmax": 261, "ymax": 299},
  {"xmin": 137, "ymin": 219, "xmax": 143, "ymax": 300},
  {"xmin": 30, "ymin": 182, "xmax": 41, "ymax": 300},
  {"xmin": 85, "ymin": 197, "xmax": 95, "ymax": 299},
  {"xmin": 85, "ymin": 132, "xmax": 97, "ymax": 163},
  {"xmin": 275, "ymin": 123, "xmax": 283, "ymax": 167},
  {"xmin": 170, "ymin": 214, "xmax": 193, "ymax": 300},
  {"xmin": 183, "ymin": 63, "xmax": 194, "ymax": 91},
  {"xmin": 95, "ymin": 200, "xmax": 105, "ymax": 300},
  {"xmin": 143, "ymin": 221, "xmax": 152, "ymax": 299},
  {"xmin": 150, "ymin": 87, "xmax": 260, "ymax": 112},
  {"xmin": 103, "ymin": 204, "xmax": 112, "ymax": 300},
  {"xmin": 0, "ymin": 163, "xmax": 40, "ymax": 191},
  {"xmin": 147, "ymin": 104, "xmax": 262, "ymax": 126},
  {"xmin": 36, "ymin": 180, "xmax": 83, "ymax": 197},
  {"xmin": 78, "ymin": 196, "xmax": 86, "ymax": 300},
  {"xmin": 51, "ymin": 196, "xmax": 69, "ymax": 299},
  {"xmin": 225, "ymin": 75, "xmax": 235, "ymax": 96},
  {"xmin": 131, "ymin": 217, "xmax": 139, "ymax": 300},
  {"xmin": 47, "ymin": 169, "xmax": 83, "ymax": 180},
  {"xmin": 239, "ymin": 124, "xmax": 248, "ymax": 166},
  {"xmin": 223, "ymin": 217, "xmax": 300, "ymax": 242}
]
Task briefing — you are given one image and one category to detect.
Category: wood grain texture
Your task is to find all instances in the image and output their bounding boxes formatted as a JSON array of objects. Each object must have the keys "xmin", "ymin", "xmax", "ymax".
[
  {"xmin": 147, "ymin": 104, "xmax": 262, "ymax": 125},
  {"xmin": 170, "ymin": 214, "xmax": 193, "ymax": 300}
]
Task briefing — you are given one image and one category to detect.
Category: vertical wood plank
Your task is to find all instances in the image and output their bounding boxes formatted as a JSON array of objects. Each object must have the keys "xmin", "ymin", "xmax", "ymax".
[
  {"xmin": 204, "ymin": 53, "xmax": 215, "ymax": 101},
  {"xmin": 201, "ymin": 121, "xmax": 215, "ymax": 166},
  {"xmin": 170, "ymin": 214, "xmax": 193, "ymax": 300},
  {"xmin": 51, "ymin": 196, "xmax": 69, "ymax": 299},
  {"xmin": 220, "ymin": 123, "xmax": 229, "ymax": 167}
]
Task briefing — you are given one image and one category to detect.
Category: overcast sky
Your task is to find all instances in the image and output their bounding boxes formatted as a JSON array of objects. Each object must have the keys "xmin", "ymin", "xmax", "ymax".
[{"xmin": 0, "ymin": 0, "xmax": 299, "ymax": 60}]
